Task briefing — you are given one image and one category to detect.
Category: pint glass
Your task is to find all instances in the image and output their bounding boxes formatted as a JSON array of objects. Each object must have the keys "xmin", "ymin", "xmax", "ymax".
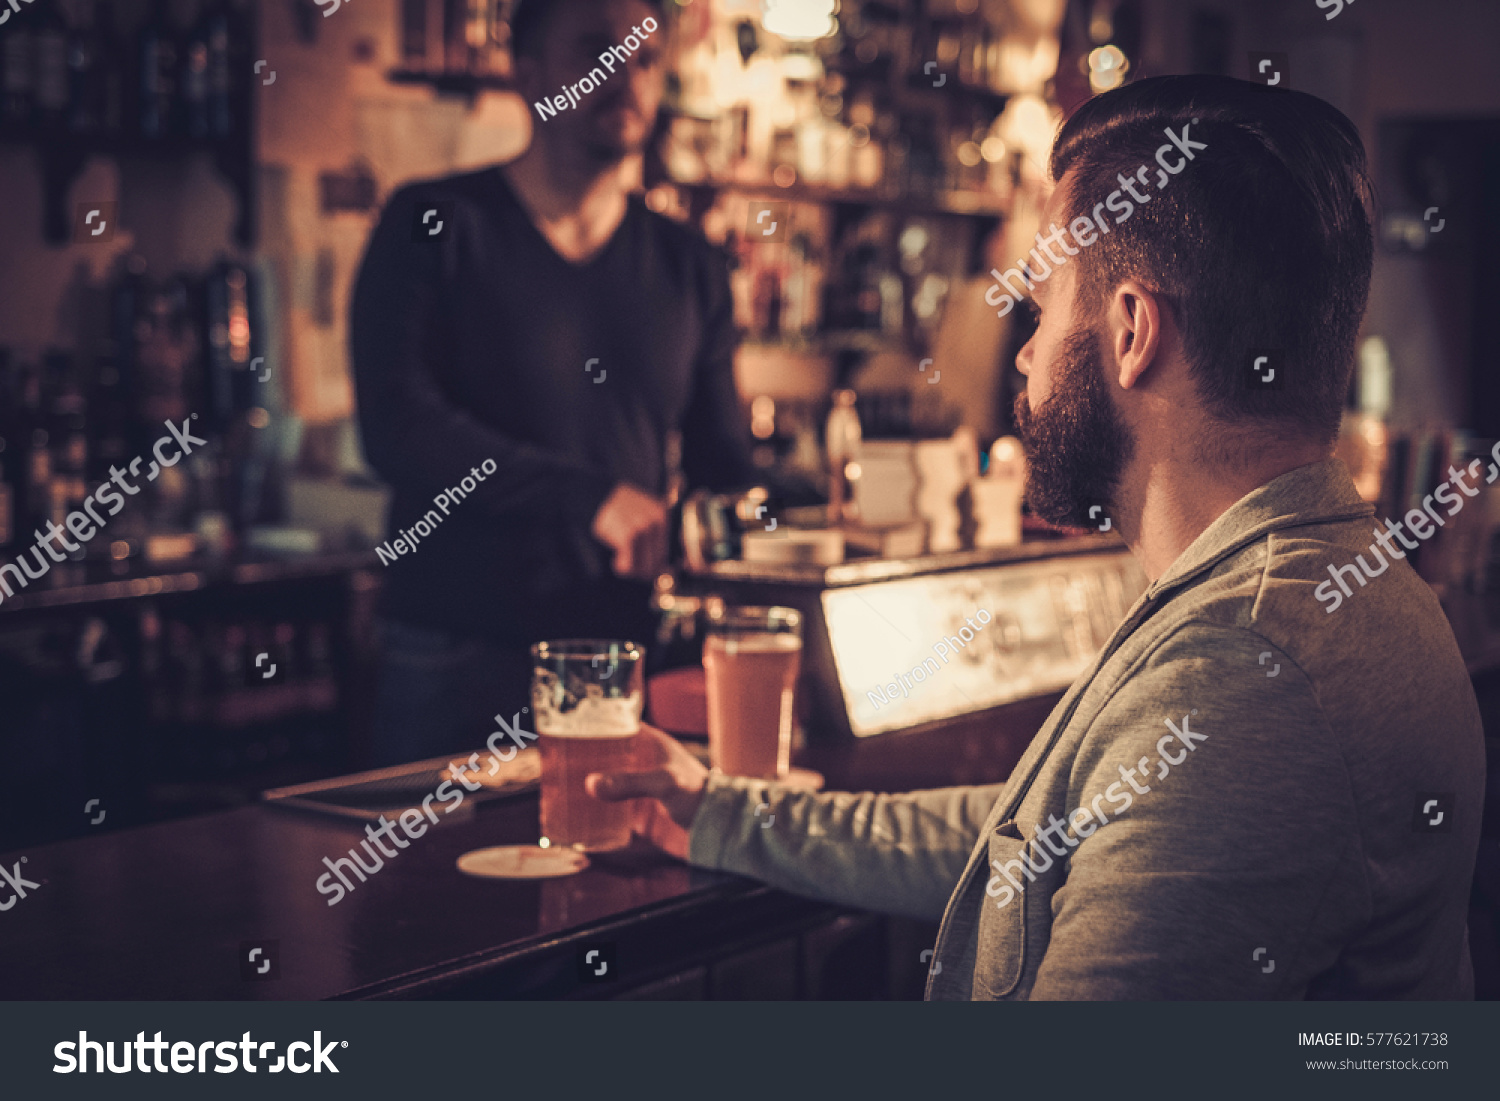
[
  {"xmin": 702, "ymin": 606, "xmax": 802, "ymax": 779},
  {"xmin": 530, "ymin": 640, "xmax": 644, "ymax": 852}
]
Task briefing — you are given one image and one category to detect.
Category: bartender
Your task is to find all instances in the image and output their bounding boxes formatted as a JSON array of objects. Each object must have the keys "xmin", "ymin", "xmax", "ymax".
[{"xmin": 350, "ymin": 0, "xmax": 754, "ymax": 767}]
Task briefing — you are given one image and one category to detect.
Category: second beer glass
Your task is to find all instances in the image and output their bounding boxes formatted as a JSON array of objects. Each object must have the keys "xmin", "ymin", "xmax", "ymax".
[
  {"xmin": 703, "ymin": 606, "xmax": 802, "ymax": 779},
  {"xmin": 531, "ymin": 640, "xmax": 644, "ymax": 852}
]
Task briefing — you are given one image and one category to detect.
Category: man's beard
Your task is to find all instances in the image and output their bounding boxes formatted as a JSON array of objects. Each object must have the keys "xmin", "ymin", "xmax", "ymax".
[{"xmin": 1011, "ymin": 328, "xmax": 1135, "ymax": 529}]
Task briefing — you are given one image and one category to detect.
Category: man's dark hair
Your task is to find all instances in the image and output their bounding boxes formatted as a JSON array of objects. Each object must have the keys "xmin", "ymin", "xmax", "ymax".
[
  {"xmin": 510, "ymin": 0, "xmax": 666, "ymax": 60},
  {"xmin": 1050, "ymin": 75, "xmax": 1374, "ymax": 449}
]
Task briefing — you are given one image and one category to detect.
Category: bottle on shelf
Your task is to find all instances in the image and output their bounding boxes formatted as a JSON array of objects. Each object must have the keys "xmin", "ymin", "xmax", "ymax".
[
  {"xmin": 137, "ymin": 0, "xmax": 180, "ymax": 139},
  {"xmin": 202, "ymin": 260, "xmax": 253, "ymax": 429},
  {"xmin": 33, "ymin": 0, "xmax": 73, "ymax": 131},
  {"xmin": 88, "ymin": 353, "xmax": 131, "ymax": 481},
  {"xmin": 205, "ymin": 0, "xmax": 233, "ymax": 139},
  {"xmin": 16, "ymin": 362, "xmax": 54, "ymax": 548},
  {"xmin": 401, "ymin": 0, "xmax": 430, "ymax": 67},
  {"xmin": 1, "ymin": 5, "xmax": 36, "ymax": 128},
  {"xmin": 66, "ymin": 0, "xmax": 104, "ymax": 134},
  {"xmin": 95, "ymin": 0, "xmax": 125, "ymax": 135},
  {"xmin": 0, "ymin": 352, "xmax": 14, "ymax": 553},
  {"xmin": 443, "ymin": 0, "xmax": 469, "ymax": 73},
  {"xmin": 180, "ymin": 1, "xmax": 211, "ymax": 139},
  {"xmin": 825, "ymin": 388, "xmax": 863, "ymax": 525}
]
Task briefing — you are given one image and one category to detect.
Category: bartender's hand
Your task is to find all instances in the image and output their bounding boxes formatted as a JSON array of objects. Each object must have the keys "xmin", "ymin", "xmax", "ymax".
[
  {"xmin": 590, "ymin": 483, "xmax": 670, "ymax": 580},
  {"xmin": 586, "ymin": 724, "xmax": 708, "ymax": 861}
]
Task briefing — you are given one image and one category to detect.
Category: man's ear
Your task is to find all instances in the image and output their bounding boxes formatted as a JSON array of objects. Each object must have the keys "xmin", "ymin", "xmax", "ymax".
[{"xmin": 1108, "ymin": 281, "xmax": 1163, "ymax": 390}]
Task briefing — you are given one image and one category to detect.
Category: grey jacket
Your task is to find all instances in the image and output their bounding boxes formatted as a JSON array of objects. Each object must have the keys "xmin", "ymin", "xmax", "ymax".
[{"xmin": 688, "ymin": 458, "xmax": 1485, "ymax": 999}]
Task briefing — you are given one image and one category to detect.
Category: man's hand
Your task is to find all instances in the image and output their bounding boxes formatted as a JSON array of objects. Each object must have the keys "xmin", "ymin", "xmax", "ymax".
[
  {"xmin": 587, "ymin": 724, "xmax": 708, "ymax": 860},
  {"xmin": 590, "ymin": 483, "xmax": 669, "ymax": 580}
]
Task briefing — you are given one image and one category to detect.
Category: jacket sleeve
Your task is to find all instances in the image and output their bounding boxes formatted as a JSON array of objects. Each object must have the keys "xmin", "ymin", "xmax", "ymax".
[
  {"xmin": 688, "ymin": 774, "xmax": 1005, "ymax": 922},
  {"xmin": 1027, "ymin": 625, "xmax": 1365, "ymax": 999},
  {"xmin": 349, "ymin": 185, "xmax": 616, "ymax": 525},
  {"xmin": 677, "ymin": 246, "xmax": 757, "ymax": 494}
]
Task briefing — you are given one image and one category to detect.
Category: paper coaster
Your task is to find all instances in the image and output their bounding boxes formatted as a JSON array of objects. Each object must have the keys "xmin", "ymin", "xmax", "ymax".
[
  {"xmin": 456, "ymin": 845, "xmax": 590, "ymax": 879},
  {"xmin": 781, "ymin": 767, "xmax": 825, "ymax": 792}
]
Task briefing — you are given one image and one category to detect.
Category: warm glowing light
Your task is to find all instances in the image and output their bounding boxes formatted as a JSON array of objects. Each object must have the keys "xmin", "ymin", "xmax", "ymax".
[
  {"xmin": 761, "ymin": 0, "xmax": 837, "ymax": 40},
  {"xmin": 992, "ymin": 436, "xmax": 1022, "ymax": 465},
  {"xmin": 781, "ymin": 52, "xmax": 820, "ymax": 82},
  {"xmin": 980, "ymin": 136, "xmax": 1007, "ymax": 163},
  {"xmin": 1088, "ymin": 44, "xmax": 1128, "ymax": 93},
  {"xmin": 772, "ymin": 164, "xmax": 798, "ymax": 187},
  {"xmin": 751, "ymin": 395, "xmax": 776, "ymax": 439},
  {"xmin": 956, "ymin": 141, "xmax": 982, "ymax": 167}
]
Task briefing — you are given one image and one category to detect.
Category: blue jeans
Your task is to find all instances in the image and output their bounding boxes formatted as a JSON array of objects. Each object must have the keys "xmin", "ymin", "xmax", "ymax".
[{"xmin": 368, "ymin": 620, "xmax": 535, "ymax": 768}]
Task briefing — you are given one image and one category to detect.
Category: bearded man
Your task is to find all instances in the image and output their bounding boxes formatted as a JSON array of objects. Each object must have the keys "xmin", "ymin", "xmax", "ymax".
[{"xmin": 592, "ymin": 74, "xmax": 1484, "ymax": 1000}]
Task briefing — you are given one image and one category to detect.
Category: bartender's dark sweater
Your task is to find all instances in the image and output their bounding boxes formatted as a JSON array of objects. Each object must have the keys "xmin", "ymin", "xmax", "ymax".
[{"xmin": 350, "ymin": 167, "xmax": 754, "ymax": 645}]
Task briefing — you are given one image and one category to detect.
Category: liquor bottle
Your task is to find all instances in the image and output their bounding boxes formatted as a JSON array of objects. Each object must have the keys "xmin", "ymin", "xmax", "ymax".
[
  {"xmin": 33, "ymin": 0, "xmax": 72, "ymax": 130},
  {"xmin": 202, "ymin": 261, "xmax": 252, "ymax": 428},
  {"xmin": 66, "ymin": 0, "xmax": 102, "ymax": 133},
  {"xmin": 45, "ymin": 351, "xmax": 88, "ymax": 481},
  {"xmin": 89, "ymin": 354, "xmax": 131, "ymax": 479},
  {"xmin": 43, "ymin": 352, "xmax": 90, "ymax": 562},
  {"xmin": 16, "ymin": 363, "xmax": 53, "ymax": 544},
  {"xmin": 825, "ymin": 389, "xmax": 863, "ymax": 524},
  {"xmin": 137, "ymin": 0, "xmax": 179, "ymax": 139},
  {"xmin": 0, "ymin": 352, "xmax": 14, "ymax": 553},
  {"xmin": 443, "ymin": 0, "xmax": 467, "ymax": 72},
  {"xmin": 95, "ymin": 1, "xmax": 124, "ymax": 135},
  {"xmin": 204, "ymin": 0, "xmax": 233, "ymax": 139},
  {"xmin": 464, "ymin": 0, "xmax": 491, "ymax": 74},
  {"xmin": 1, "ymin": 6, "xmax": 35, "ymax": 127},
  {"xmin": 0, "ymin": 432, "xmax": 13, "ymax": 553},
  {"xmin": 852, "ymin": 242, "xmax": 883, "ymax": 330},
  {"xmin": 180, "ymin": 2, "xmax": 210, "ymax": 139},
  {"xmin": 401, "ymin": 0, "xmax": 429, "ymax": 66}
]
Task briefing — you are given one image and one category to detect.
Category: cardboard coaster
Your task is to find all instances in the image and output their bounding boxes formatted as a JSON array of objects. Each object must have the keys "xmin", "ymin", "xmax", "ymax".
[
  {"xmin": 781, "ymin": 767, "xmax": 824, "ymax": 792},
  {"xmin": 456, "ymin": 845, "xmax": 589, "ymax": 879}
]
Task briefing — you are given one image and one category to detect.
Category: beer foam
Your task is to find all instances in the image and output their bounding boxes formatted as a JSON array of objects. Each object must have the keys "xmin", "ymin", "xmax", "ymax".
[
  {"xmin": 706, "ymin": 633, "xmax": 803, "ymax": 656},
  {"xmin": 534, "ymin": 689, "xmax": 642, "ymax": 738}
]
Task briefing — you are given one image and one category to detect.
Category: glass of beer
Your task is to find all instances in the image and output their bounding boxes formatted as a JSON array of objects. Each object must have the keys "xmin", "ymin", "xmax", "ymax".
[
  {"xmin": 530, "ymin": 640, "xmax": 644, "ymax": 852},
  {"xmin": 703, "ymin": 605, "xmax": 802, "ymax": 779}
]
